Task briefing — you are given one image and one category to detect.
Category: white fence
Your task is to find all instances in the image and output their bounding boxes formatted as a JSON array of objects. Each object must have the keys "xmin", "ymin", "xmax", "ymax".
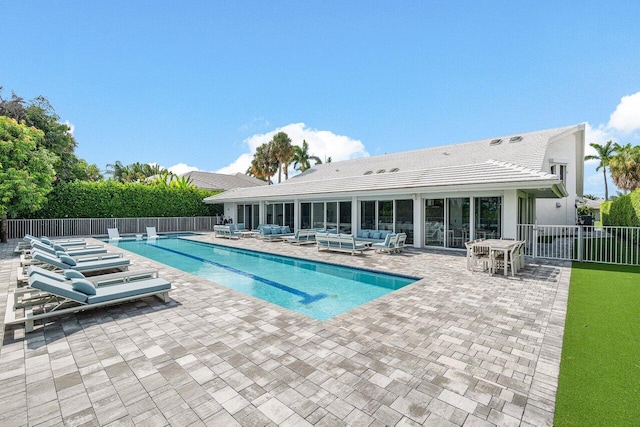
[
  {"xmin": 518, "ymin": 224, "xmax": 640, "ymax": 265},
  {"xmin": 6, "ymin": 217, "xmax": 220, "ymax": 239}
]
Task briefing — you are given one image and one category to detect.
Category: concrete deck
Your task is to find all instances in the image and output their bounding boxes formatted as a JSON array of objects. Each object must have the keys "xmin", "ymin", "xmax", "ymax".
[{"xmin": 0, "ymin": 233, "xmax": 570, "ymax": 426}]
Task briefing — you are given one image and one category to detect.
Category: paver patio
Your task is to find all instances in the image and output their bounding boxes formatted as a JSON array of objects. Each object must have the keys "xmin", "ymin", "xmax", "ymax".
[{"xmin": 0, "ymin": 233, "xmax": 570, "ymax": 426}]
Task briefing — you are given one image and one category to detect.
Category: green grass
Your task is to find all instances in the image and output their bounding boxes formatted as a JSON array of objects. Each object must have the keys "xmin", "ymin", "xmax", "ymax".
[{"xmin": 554, "ymin": 263, "xmax": 640, "ymax": 426}]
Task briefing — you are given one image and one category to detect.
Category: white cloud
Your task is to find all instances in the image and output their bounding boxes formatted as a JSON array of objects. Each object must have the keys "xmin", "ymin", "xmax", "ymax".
[
  {"xmin": 216, "ymin": 122, "xmax": 369, "ymax": 179},
  {"xmin": 608, "ymin": 91, "xmax": 640, "ymax": 134},
  {"xmin": 583, "ymin": 90, "xmax": 640, "ymax": 198},
  {"xmin": 168, "ymin": 163, "xmax": 200, "ymax": 175}
]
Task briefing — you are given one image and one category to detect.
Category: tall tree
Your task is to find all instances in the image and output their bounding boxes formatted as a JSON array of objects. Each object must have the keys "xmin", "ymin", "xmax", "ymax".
[
  {"xmin": 250, "ymin": 143, "xmax": 278, "ymax": 184},
  {"xmin": 0, "ymin": 117, "xmax": 57, "ymax": 242},
  {"xmin": 609, "ymin": 143, "xmax": 640, "ymax": 193},
  {"xmin": 0, "ymin": 87, "xmax": 103, "ymax": 182},
  {"xmin": 272, "ymin": 132, "xmax": 294, "ymax": 183},
  {"xmin": 585, "ymin": 140, "xmax": 616, "ymax": 201},
  {"xmin": 291, "ymin": 140, "xmax": 322, "ymax": 172}
]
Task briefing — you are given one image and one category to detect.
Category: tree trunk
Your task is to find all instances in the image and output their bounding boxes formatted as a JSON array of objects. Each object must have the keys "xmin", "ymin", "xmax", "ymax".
[
  {"xmin": 1, "ymin": 213, "xmax": 7, "ymax": 243},
  {"xmin": 603, "ymin": 168, "xmax": 609, "ymax": 201}
]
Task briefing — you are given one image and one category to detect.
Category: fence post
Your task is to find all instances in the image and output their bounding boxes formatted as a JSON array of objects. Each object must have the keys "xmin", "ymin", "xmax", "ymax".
[
  {"xmin": 577, "ymin": 226, "xmax": 583, "ymax": 262},
  {"xmin": 533, "ymin": 223, "xmax": 538, "ymax": 259}
]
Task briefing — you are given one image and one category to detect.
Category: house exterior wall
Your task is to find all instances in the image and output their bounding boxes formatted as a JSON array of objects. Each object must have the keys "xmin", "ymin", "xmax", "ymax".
[{"xmin": 536, "ymin": 130, "xmax": 584, "ymax": 225}]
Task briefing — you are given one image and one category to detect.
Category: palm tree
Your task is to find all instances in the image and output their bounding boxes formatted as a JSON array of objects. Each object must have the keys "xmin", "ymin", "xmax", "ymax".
[
  {"xmin": 585, "ymin": 140, "xmax": 616, "ymax": 200},
  {"xmin": 291, "ymin": 140, "xmax": 322, "ymax": 172},
  {"xmin": 272, "ymin": 132, "xmax": 294, "ymax": 183},
  {"xmin": 250, "ymin": 143, "xmax": 278, "ymax": 184},
  {"xmin": 609, "ymin": 143, "xmax": 640, "ymax": 193}
]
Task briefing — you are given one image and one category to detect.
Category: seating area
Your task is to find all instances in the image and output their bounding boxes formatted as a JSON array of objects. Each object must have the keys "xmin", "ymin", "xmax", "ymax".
[{"xmin": 466, "ymin": 238, "xmax": 526, "ymax": 276}]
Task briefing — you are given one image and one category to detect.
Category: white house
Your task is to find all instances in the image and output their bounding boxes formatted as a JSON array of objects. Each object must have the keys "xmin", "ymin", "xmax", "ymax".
[{"xmin": 204, "ymin": 124, "xmax": 585, "ymax": 249}]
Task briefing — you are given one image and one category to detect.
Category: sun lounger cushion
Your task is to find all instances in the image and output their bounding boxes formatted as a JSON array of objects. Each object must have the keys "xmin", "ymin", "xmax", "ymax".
[
  {"xmin": 71, "ymin": 278, "xmax": 97, "ymax": 295},
  {"xmin": 27, "ymin": 266, "xmax": 66, "ymax": 281},
  {"xmin": 64, "ymin": 270, "xmax": 85, "ymax": 279},
  {"xmin": 60, "ymin": 255, "xmax": 77, "ymax": 266},
  {"xmin": 30, "ymin": 275, "xmax": 88, "ymax": 303},
  {"xmin": 86, "ymin": 278, "xmax": 171, "ymax": 304}
]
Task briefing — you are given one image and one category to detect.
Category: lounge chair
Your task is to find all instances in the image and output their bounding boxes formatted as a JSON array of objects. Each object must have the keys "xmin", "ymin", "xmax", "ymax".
[
  {"xmin": 107, "ymin": 228, "xmax": 122, "ymax": 240},
  {"xmin": 371, "ymin": 233, "xmax": 398, "ymax": 253},
  {"xmin": 22, "ymin": 240, "xmax": 107, "ymax": 258},
  {"xmin": 394, "ymin": 233, "xmax": 407, "ymax": 253},
  {"xmin": 26, "ymin": 249, "xmax": 130, "ymax": 275},
  {"xmin": 26, "ymin": 265, "xmax": 159, "ymax": 286},
  {"xmin": 16, "ymin": 234, "xmax": 89, "ymax": 252},
  {"xmin": 5, "ymin": 272, "xmax": 172, "ymax": 333},
  {"xmin": 146, "ymin": 226, "xmax": 167, "ymax": 239}
]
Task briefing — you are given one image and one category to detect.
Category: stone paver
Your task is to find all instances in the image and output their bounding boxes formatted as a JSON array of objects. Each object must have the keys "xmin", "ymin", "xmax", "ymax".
[{"xmin": 0, "ymin": 233, "xmax": 570, "ymax": 426}]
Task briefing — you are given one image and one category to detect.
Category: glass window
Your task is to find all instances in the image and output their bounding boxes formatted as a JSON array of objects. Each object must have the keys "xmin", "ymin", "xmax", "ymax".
[
  {"xmin": 266, "ymin": 204, "xmax": 274, "ymax": 224},
  {"xmin": 361, "ymin": 201, "xmax": 375, "ymax": 230},
  {"xmin": 448, "ymin": 198, "xmax": 470, "ymax": 248},
  {"xmin": 378, "ymin": 201, "xmax": 394, "ymax": 231},
  {"xmin": 395, "ymin": 199, "xmax": 413, "ymax": 244},
  {"xmin": 300, "ymin": 203, "xmax": 311, "ymax": 229},
  {"xmin": 284, "ymin": 203, "xmax": 294, "ymax": 227},
  {"xmin": 252, "ymin": 204, "xmax": 260, "ymax": 229},
  {"xmin": 474, "ymin": 197, "xmax": 501, "ymax": 240},
  {"xmin": 326, "ymin": 202, "xmax": 338, "ymax": 232},
  {"xmin": 425, "ymin": 199, "xmax": 444, "ymax": 247},
  {"xmin": 275, "ymin": 203, "xmax": 284, "ymax": 226},
  {"xmin": 339, "ymin": 201, "xmax": 352, "ymax": 234},
  {"xmin": 312, "ymin": 202, "xmax": 324, "ymax": 229},
  {"xmin": 237, "ymin": 205, "xmax": 244, "ymax": 225}
]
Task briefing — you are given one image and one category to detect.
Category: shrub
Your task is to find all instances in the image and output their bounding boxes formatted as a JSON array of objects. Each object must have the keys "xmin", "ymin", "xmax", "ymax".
[{"xmin": 28, "ymin": 181, "xmax": 222, "ymax": 218}]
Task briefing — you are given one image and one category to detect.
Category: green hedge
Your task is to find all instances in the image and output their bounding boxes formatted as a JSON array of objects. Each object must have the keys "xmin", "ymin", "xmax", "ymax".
[
  {"xmin": 601, "ymin": 190, "xmax": 640, "ymax": 227},
  {"xmin": 28, "ymin": 181, "xmax": 222, "ymax": 218}
]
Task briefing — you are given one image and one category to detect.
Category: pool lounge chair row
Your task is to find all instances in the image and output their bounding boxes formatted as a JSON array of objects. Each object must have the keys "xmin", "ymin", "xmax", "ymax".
[{"xmin": 5, "ymin": 267, "xmax": 173, "ymax": 333}]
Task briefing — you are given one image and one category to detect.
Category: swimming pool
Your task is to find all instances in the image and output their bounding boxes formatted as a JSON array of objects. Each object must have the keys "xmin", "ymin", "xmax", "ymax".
[{"xmin": 107, "ymin": 237, "xmax": 419, "ymax": 320}]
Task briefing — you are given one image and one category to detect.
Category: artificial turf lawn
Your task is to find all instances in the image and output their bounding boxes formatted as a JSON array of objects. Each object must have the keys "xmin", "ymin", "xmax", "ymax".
[{"xmin": 554, "ymin": 263, "xmax": 640, "ymax": 426}]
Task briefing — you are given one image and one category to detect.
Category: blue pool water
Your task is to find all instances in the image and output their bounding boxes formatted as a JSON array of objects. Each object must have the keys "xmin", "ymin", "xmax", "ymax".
[{"xmin": 106, "ymin": 237, "xmax": 419, "ymax": 320}]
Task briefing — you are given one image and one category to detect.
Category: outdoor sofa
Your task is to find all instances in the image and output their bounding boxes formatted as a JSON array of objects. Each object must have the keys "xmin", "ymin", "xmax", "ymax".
[
  {"xmin": 214, "ymin": 225, "xmax": 240, "ymax": 239},
  {"xmin": 316, "ymin": 232, "xmax": 368, "ymax": 255},
  {"xmin": 356, "ymin": 229, "xmax": 394, "ymax": 243},
  {"xmin": 283, "ymin": 229, "xmax": 317, "ymax": 245},
  {"xmin": 258, "ymin": 225, "xmax": 294, "ymax": 242}
]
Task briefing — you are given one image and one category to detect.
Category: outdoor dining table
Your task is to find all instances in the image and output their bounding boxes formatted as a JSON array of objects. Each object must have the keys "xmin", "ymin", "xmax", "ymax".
[{"xmin": 471, "ymin": 239, "xmax": 523, "ymax": 276}]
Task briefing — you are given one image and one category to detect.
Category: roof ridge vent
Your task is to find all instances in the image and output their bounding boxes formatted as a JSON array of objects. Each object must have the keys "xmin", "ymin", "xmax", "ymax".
[
  {"xmin": 490, "ymin": 138, "xmax": 502, "ymax": 145},
  {"xmin": 509, "ymin": 136, "xmax": 523, "ymax": 142}
]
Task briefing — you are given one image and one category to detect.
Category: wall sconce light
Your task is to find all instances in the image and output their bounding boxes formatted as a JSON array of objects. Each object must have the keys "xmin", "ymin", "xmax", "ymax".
[{"xmin": 556, "ymin": 202, "xmax": 562, "ymax": 208}]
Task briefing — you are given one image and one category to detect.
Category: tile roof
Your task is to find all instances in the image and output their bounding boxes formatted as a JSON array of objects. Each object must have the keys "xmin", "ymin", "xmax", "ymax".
[
  {"xmin": 204, "ymin": 124, "xmax": 582, "ymax": 203},
  {"xmin": 182, "ymin": 171, "xmax": 266, "ymax": 191}
]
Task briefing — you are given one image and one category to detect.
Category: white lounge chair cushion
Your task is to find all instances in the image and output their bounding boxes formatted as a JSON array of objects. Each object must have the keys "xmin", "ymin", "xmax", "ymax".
[{"xmin": 71, "ymin": 278, "xmax": 97, "ymax": 295}]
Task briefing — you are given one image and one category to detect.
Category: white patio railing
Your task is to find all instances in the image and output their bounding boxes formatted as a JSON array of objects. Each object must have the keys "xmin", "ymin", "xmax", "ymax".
[
  {"xmin": 6, "ymin": 216, "xmax": 221, "ymax": 239},
  {"xmin": 518, "ymin": 224, "xmax": 640, "ymax": 266}
]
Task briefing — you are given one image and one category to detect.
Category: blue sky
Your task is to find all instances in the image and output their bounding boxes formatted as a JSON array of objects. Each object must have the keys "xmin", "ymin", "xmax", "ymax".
[{"xmin": 2, "ymin": 1, "xmax": 639, "ymax": 197}]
